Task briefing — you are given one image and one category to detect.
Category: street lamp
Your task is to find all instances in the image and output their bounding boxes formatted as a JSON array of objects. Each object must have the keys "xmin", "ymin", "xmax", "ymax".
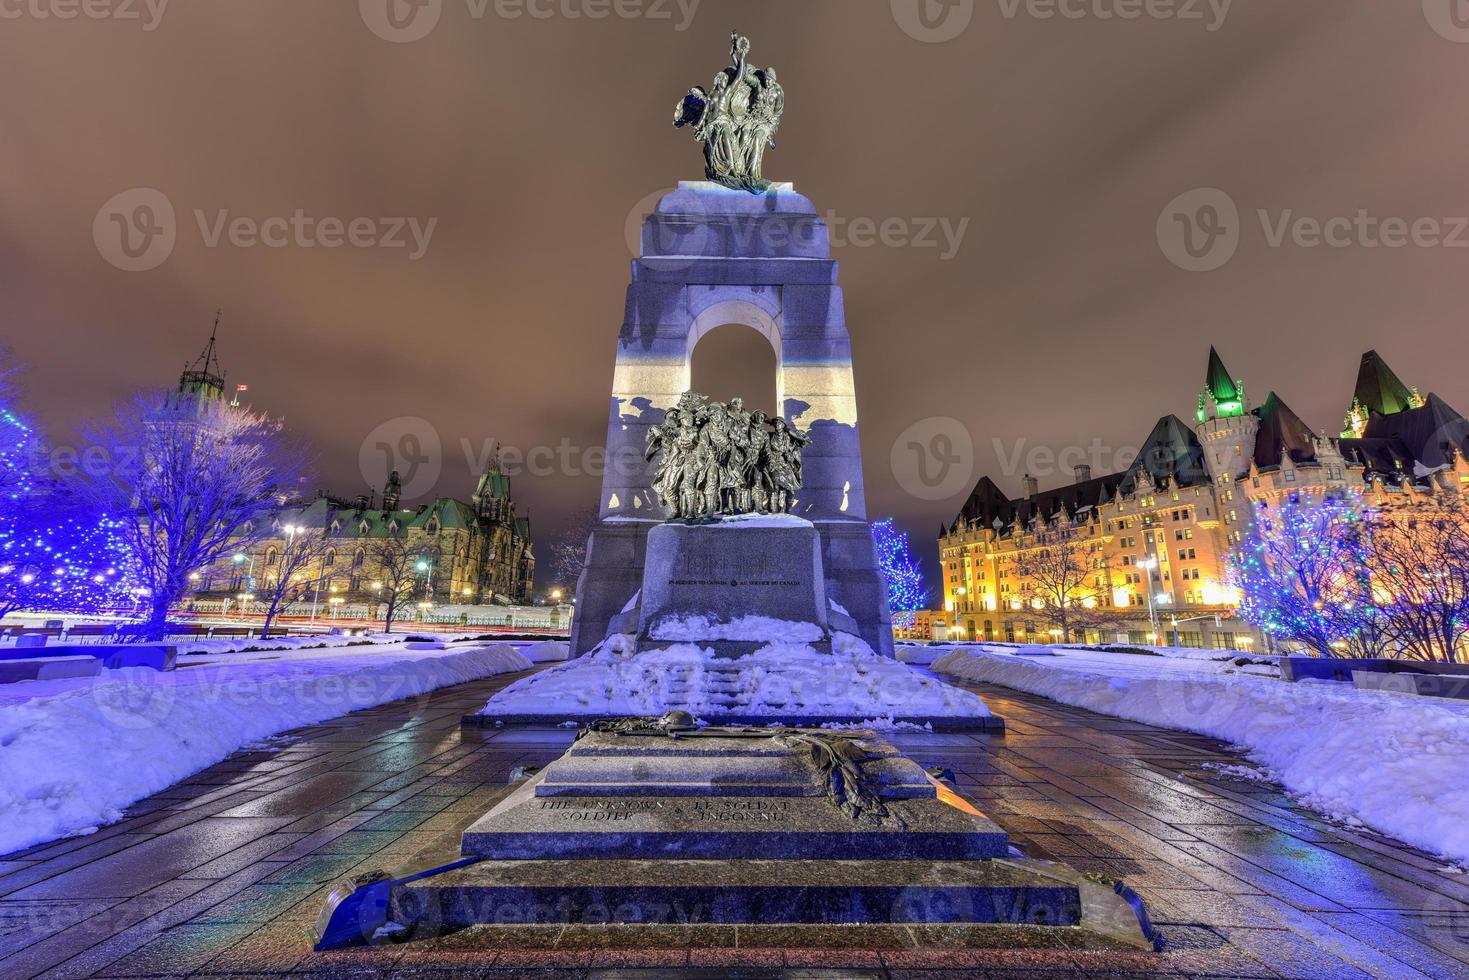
[
  {"xmin": 232, "ymin": 550, "xmax": 256, "ymax": 595},
  {"xmin": 1137, "ymin": 557, "xmax": 1161, "ymax": 644}
]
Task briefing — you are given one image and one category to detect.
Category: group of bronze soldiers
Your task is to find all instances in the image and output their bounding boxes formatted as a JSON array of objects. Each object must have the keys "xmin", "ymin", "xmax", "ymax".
[{"xmin": 645, "ymin": 391, "xmax": 809, "ymax": 520}]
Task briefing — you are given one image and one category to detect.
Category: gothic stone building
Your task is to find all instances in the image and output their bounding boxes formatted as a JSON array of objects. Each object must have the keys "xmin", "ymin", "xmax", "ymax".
[
  {"xmin": 205, "ymin": 466, "xmax": 535, "ymax": 609},
  {"xmin": 938, "ymin": 348, "xmax": 1469, "ymax": 649},
  {"xmin": 172, "ymin": 329, "xmax": 534, "ymax": 608}
]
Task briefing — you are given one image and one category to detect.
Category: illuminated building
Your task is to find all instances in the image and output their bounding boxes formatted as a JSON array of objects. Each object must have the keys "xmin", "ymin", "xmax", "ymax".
[{"xmin": 936, "ymin": 348, "xmax": 1468, "ymax": 649}]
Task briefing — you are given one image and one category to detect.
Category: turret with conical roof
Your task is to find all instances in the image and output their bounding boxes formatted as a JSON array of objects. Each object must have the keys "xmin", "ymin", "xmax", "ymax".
[
  {"xmin": 1198, "ymin": 346, "xmax": 1247, "ymax": 422},
  {"xmin": 1194, "ymin": 346, "xmax": 1259, "ymax": 483},
  {"xmin": 1342, "ymin": 350, "xmax": 1425, "ymax": 437}
]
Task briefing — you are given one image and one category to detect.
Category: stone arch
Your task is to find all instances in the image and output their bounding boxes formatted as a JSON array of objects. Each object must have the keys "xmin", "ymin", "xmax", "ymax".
[{"xmin": 686, "ymin": 296, "xmax": 784, "ymax": 411}]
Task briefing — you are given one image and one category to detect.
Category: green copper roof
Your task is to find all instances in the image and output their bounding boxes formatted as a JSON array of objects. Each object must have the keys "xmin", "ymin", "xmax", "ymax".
[
  {"xmin": 1204, "ymin": 346, "xmax": 1242, "ymax": 410},
  {"xmin": 1352, "ymin": 350, "xmax": 1418, "ymax": 418}
]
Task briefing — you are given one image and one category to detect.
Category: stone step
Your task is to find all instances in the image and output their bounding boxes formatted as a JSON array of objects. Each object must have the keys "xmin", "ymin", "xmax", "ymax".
[
  {"xmin": 533, "ymin": 753, "xmax": 935, "ymax": 800},
  {"xmin": 387, "ymin": 858, "xmax": 1083, "ymax": 932},
  {"xmin": 462, "ymin": 773, "xmax": 1009, "ymax": 862}
]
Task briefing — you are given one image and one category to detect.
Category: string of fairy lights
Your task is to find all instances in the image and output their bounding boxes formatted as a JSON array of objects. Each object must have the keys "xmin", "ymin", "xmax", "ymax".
[
  {"xmin": 1231, "ymin": 495, "xmax": 1373, "ymax": 650},
  {"xmin": 872, "ymin": 518, "xmax": 926, "ymax": 627},
  {"xmin": 0, "ymin": 397, "xmax": 136, "ymax": 613}
]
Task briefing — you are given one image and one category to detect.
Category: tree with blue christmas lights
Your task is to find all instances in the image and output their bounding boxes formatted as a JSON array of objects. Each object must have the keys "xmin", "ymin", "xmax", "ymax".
[
  {"xmin": 0, "ymin": 350, "xmax": 135, "ymax": 621},
  {"xmin": 872, "ymin": 518, "xmax": 927, "ymax": 629},
  {"xmin": 1231, "ymin": 494, "xmax": 1373, "ymax": 658}
]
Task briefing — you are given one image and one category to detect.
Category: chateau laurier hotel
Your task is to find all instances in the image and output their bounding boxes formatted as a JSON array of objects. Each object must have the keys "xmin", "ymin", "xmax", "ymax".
[{"xmin": 935, "ymin": 348, "xmax": 1469, "ymax": 649}]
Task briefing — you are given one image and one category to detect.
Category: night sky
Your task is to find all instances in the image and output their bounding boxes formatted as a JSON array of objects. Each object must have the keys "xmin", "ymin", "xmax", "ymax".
[{"xmin": 4, "ymin": 1, "xmax": 1468, "ymax": 587}]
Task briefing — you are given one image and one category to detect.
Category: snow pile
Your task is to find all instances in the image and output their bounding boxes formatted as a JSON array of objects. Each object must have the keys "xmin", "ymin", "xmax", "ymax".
[
  {"xmin": 717, "ymin": 513, "xmax": 813, "ymax": 528},
  {"xmin": 0, "ymin": 643, "xmax": 531, "ymax": 856},
  {"xmin": 649, "ymin": 615, "xmax": 825, "ymax": 643},
  {"xmin": 895, "ymin": 643, "xmax": 960, "ymax": 666},
  {"xmin": 932, "ymin": 646, "xmax": 1469, "ymax": 863},
  {"xmin": 174, "ymin": 630, "xmax": 535, "ymax": 657},
  {"xmin": 518, "ymin": 640, "xmax": 572, "ymax": 663},
  {"xmin": 480, "ymin": 631, "xmax": 990, "ymax": 722}
]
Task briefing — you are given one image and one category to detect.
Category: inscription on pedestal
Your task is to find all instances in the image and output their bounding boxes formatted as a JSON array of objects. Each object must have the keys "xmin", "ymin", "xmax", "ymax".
[
  {"xmin": 639, "ymin": 520, "xmax": 828, "ymax": 644},
  {"xmin": 536, "ymin": 799, "xmax": 795, "ymax": 823},
  {"xmin": 668, "ymin": 549, "xmax": 800, "ymax": 589}
]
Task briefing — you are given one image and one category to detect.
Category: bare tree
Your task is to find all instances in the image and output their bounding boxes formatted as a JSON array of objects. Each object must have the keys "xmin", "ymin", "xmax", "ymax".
[
  {"xmin": 76, "ymin": 390, "xmax": 309, "ymax": 641},
  {"xmin": 368, "ymin": 538, "xmax": 438, "ymax": 634},
  {"xmin": 254, "ymin": 526, "xmax": 332, "ymax": 640},
  {"xmin": 1364, "ymin": 497, "xmax": 1469, "ymax": 663},
  {"xmin": 1010, "ymin": 516, "xmax": 1117, "ymax": 643},
  {"xmin": 543, "ymin": 507, "xmax": 597, "ymax": 597}
]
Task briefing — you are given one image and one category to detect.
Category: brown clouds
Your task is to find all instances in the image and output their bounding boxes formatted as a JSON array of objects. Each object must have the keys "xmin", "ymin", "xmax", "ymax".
[{"xmin": 2, "ymin": 0, "xmax": 1467, "ymax": 565}]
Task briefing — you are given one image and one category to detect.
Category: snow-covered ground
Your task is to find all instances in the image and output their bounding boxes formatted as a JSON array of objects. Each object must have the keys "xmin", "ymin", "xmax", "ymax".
[
  {"xmin": 0, "ymin": 641, "xmax": 532, "ymax": 856},
  {"xmin": 932, "ymin": 644, "xmax": 1469, "ymax": 863},
  {"xmin": 481, "ymin": 631, "xmax": 991, "ymax": 724}
]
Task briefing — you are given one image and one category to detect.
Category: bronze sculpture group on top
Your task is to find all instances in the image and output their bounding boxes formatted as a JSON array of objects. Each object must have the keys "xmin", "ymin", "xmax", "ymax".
[
  {"xmin": 645, "ymin": 391, "xmax": 809, "ymax": 520},
  {"xmin": 674, "ymin": 32, "xmax": 785, "ymax": 193}
]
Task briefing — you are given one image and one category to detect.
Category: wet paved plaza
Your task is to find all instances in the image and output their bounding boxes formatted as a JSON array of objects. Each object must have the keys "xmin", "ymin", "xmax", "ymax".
[{"xmin": 0, "ymin": 667, "xmax": 1466, "ymax": 978}]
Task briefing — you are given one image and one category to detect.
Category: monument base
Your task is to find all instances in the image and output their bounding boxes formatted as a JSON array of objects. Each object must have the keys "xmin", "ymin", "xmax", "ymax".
[
  {"xmin": 499, "ymin": 515, "xmax": 991, "ymax": 728},
  {"xmin": 573, "ymin": 516, "xmax": 896, "ymax": 660},
  {"xmin": 312, "ymin": 727, "xmax": 1163, "ymax": 950}
]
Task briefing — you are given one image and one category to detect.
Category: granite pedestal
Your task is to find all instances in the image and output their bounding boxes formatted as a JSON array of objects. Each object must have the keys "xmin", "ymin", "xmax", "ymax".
[
  {"xmin": 374, "ymin": 727, "xmax": 1084, "ymax": 940},
  {"xmin": 637, "ymin": 517, "xmax": 830, "ymax": 657}
]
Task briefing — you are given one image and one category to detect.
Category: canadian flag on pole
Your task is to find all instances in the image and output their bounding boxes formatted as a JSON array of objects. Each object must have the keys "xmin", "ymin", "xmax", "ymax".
[{"xmin": 236, "ymin": 384, "xmax": 250, "ymax": 393}]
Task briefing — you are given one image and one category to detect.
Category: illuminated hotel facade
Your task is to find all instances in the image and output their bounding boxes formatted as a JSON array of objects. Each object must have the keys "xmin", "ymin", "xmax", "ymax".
[{"xmin": 935, "ymin": 348, "xmax": 1469, "ymax": 649}]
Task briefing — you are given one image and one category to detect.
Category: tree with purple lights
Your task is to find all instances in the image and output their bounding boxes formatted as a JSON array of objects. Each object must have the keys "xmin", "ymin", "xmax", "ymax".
[
  {"xmin": 872, "ymin": 518, "xmax": 927, "ymax": 628},
  {"xmin": 74, "ymin": 389, "xmax": 309, "ymax": 640},
  {"xmin": 1231, "ymin": 494, "xmax": 1373, "ymax": 658}
]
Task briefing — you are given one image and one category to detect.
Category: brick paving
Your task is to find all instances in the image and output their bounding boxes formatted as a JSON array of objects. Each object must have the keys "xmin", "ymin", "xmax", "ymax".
[{"xmin": 0, "ymin": 667, "xmax": 1466, "ymax": 978}]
